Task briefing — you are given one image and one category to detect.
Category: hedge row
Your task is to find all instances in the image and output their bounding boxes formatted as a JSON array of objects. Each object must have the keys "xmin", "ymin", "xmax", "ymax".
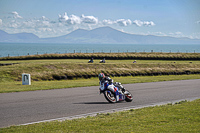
[
  {"xmin": 51, "ymin": 70, "xmax": 200, "ymax": 80},
  {"xmin": 1, "ymin": 53, "xmax": 200, "ymax": 60}
]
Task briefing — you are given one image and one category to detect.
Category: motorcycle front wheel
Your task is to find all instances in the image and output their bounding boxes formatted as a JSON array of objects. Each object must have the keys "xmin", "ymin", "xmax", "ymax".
[
  {"xmin": 124, "ymin": 90, "xmax": 133, "ymax": 102},
  {"xmin": 104, "ymin": 90, "xmax": 116, "ymax": 103}
]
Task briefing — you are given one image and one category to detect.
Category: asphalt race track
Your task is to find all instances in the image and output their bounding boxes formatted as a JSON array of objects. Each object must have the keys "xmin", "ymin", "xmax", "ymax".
[{"xmin": 0, "ymin": 79, "xmax": 200, "ymax": 128}]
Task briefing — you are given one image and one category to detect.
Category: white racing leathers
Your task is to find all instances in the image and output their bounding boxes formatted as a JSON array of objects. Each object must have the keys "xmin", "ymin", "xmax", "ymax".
[{"xmin": 99, "ymin": 80, "xmax": 114, "ymax": 92}]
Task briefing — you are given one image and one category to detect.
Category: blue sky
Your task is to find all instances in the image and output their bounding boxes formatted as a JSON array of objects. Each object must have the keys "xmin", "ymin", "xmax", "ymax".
[{"xmin": 0, "ymin": 0, "xmax": 199, "ymax": 39}]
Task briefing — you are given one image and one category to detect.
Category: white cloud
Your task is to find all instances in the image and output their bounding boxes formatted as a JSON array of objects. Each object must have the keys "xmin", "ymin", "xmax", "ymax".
[
  {"xmin": 5, "ymin": 20, "xmax": 21, "ymax": 28},
  {"xmin": 115, "ymin": 19, "xmax": 132, "ymax": 26},
  {"xmin": 58, "ymin": 12, "xmax": 69, "ymax": 22},
  {"xmin": 58, "ymin": 12, "xmax": 98, "ymax": 25},
  {"xmin": 41, "ymin": 16, "xmax": 49, "ymax": 21},
  {"xmin": 132, "ymin": 20, "xmax": 143, "ymax": 26},
  {"xmin": 190, "ymin": 32, "xmax": 200, "ymax": 39},
  {"xmin": 169, "ymin": 31, "xmax": 184, "ymax": 38},
  {"xmin": 102, "ymin": 19, "xmax": 132, "ymax": 26},
  {"xmin": 21, "ymin": 17, "xmax": 51, "ymax": 29},
  {"xmin": 174, "ymin": 31, "xmax": 183, "ymax": 35},
  {"xmin": 136, "ymin": 31, "xmax": 190, "ymax": 38},
  {"xmin": 150, "ymin": 31, "xmax": 200, "ymax": 39},
  {"xmin": 11, "ymin": 11, "xmax": 23, "ymax": 19},
  {"xmin": 0, "ymin": 19, "xmax": 2, "ymax": 25},
  {"xmin": 119, "ymin": 29, "xmax": 125, "ymax": 32},
  {"xmin": 153, "ymin": 32, "xmax": 167, "ymax": 36},
  {"xmin": 66, "ymin": 14, "xmax": 81, "ymax": 25},
  {"xmin": 41, "ymin": 20, "xmax": 51, "ymax": 27},
  {"xmin": 38, "ymin": 27, "xmax": 53, "ymax": 32},
  {"xmin": 22, "ymin": 20, "xmax": 35, "ymax": 28},
  {"xmin": 143, "ymin": 21, "xmax": 155, "ymax": 26},
  {"xmin": 81, "ymin": 14, "xmax": 98, "ymax": 24},
  {"xmin": 133, "ymin": 20, "xmax": 155, "ymax": 27},
  {"xmin": 141, "ymin": 31, "xmax": 167, "ymax": 36},
  {"xmin": 103, "ymin": 19, "xmax": 155, "ymax": 27},
  {"xmin": 102, "ymin": 19, "xmax": 114, "ymax": 25}
]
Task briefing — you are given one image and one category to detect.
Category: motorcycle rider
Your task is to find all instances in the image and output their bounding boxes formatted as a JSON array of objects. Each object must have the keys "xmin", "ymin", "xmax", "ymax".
[
  {"xmin": 98, "ymin": 73, "xmax": 125, "ymax": 93},
  {"xmin": 98, "ymin": 73, "xmax": 113, "ymax": 93},
  {"xmin": 100, "ymin": 58, "xmax": 106, "ymax": 63},
  {"xmin": 88, "ymin": 58, "xmax": 94, "ymax": 63}
]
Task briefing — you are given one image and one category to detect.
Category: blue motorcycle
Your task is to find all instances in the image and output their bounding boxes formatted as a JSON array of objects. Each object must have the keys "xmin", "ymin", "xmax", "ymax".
[{"xmin": 100, "ymin": 81, "xmax": 133, "ymax": 103}]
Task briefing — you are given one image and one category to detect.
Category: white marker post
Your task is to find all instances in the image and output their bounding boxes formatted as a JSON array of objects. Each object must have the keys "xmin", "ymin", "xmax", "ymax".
[{"xmin": 22, "ymin": 73, "xmax": 31, "ymax": 85}]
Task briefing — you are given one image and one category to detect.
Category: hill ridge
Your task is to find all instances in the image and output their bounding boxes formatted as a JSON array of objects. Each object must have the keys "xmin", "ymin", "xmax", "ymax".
[{"xmin": 0, "ymin": 27, "xmax": 200, "ymax": 44}]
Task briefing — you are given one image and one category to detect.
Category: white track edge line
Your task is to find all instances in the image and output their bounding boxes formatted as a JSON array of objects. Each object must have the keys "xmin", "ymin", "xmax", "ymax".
[{"xmin": 19, "ymin": 97, "xmax": 200, "ymax": 126}]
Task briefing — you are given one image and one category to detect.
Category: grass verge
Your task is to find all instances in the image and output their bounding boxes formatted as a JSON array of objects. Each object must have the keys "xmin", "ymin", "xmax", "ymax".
[
  {"xmin": 1, "ymin": 99, "xmax": 199, "ymax": 132},
  {"xmin": 0, "ymin": 74, "xmax": 200, "ymax": 93}
]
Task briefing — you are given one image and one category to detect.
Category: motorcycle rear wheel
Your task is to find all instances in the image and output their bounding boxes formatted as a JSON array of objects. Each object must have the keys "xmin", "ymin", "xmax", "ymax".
[
  {"xmin": 104, "ymin": 90, "xmax": 116, "ymax": 103},
  {"xmin": 124, "ymin": 90, "xmax": 133, "ymax": 102}
]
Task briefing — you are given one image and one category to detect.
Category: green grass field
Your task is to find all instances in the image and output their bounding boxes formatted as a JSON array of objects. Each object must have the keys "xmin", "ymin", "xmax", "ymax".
[
  {"xmin": 1, "ymin": 75, "xmax": 200, "ymax": 93},
  {"xmin": 1, "ymin": 99, "xmax": 199, "ymax": 132}
]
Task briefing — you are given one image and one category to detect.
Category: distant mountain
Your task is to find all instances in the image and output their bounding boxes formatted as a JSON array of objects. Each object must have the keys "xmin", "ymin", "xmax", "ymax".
[
  {"xmin": 42, "ymin": 27, "xmax": 200, "ymax": 44},
  {"xmin": 0, "ymin": 30, "xmax": 39, "ymax": 43},
  {"xmin": 0, "ymin": 27, "xmax": 200, "ymax": 44}
]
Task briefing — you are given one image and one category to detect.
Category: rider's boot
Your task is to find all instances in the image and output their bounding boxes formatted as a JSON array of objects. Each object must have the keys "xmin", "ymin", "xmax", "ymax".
[
  {"xmin": 99, "ymin": 88, "xmax": 104, "ymax": 94},
  {"xmin": 122, "ymin": 88, "xmax": 125, "ymax": 93}
]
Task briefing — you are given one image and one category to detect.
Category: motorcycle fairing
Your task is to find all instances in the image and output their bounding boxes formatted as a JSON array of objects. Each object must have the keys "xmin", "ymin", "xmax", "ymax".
[
  {"xmin": 114, "ymin": 86, "xmax": 119, "ymax": 101},
  {"xmin": 107, "ymin": 84, "xmax": 115, "ymax": 92},
  {"xmin": 119, "ymin": 93, "xmax": 125, "ymax": 101},
  {"xmin": 114, "ymin": 86, "xmax": 125, "ymax": 101},
  {"xmin": 103, "ymin": 83, "xmax": 126, "ymax": 102}
]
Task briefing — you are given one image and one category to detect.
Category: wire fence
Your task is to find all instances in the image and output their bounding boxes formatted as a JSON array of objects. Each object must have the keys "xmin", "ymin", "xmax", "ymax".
[{"xmin": 0, "ymin": 49, "xmax": 198, "ymax": 57}]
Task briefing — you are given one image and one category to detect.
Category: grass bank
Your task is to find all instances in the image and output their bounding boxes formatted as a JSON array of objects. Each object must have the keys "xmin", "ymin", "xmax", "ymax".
[
  {"xmin": 1, "ymin": 58, "xmax": 200, "ymax": 93},
  {"xmin": 0, "ymin": 75, "xmax": 200, "ymax": 93},
  {"xmin": 1, "ymin": 99, "xmax": 199, "ymax": 132},
  {"xmin": 0, "ymin": 59, "xmax": 200, "ymax": 82}
]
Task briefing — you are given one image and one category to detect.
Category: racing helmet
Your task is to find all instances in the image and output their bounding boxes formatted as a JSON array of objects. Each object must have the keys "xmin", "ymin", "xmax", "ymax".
[{"xmin": 98, "ymin": 73, "xmax": 105, "ymax": 81}]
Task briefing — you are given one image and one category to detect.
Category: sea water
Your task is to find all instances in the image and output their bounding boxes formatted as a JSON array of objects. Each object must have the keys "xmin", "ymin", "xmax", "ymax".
[{"xmin": 0, "ymin": 43, "xmax": 199, "ymax": 57}]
